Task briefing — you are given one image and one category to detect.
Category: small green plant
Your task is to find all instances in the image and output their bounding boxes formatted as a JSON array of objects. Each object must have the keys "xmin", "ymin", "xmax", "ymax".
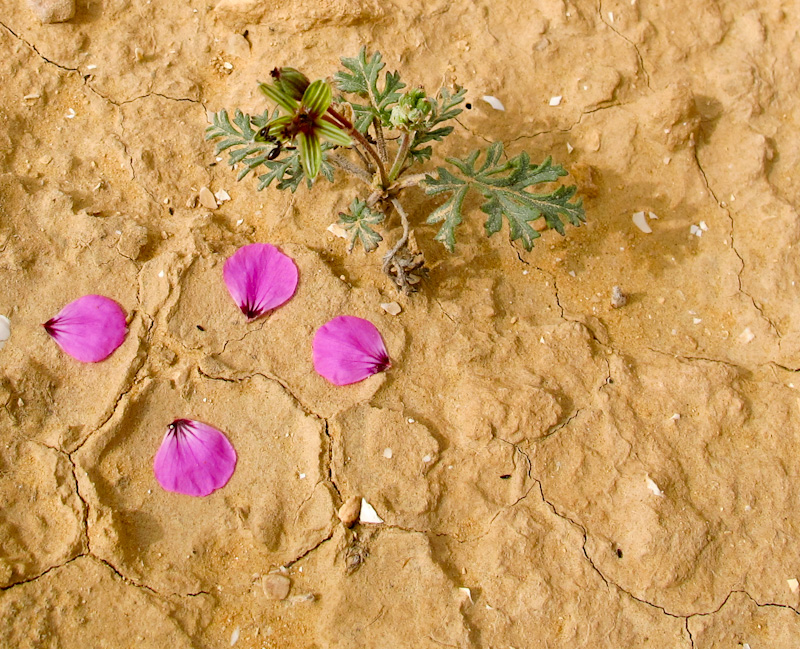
[{"xmin": 206, "ymin": 49, "xmax": 585, "ymax": 292}]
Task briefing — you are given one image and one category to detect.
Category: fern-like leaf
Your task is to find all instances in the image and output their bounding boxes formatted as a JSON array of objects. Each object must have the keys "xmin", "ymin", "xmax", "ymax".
[{"xmin": 338, "ymin": 198, "xmax": 385, "ymax": 252}]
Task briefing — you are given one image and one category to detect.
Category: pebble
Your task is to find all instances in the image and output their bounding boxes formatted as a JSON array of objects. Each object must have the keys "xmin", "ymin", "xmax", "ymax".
[
  {"xmin": 380, "ymin": 302, "xmax": 401, "ymax": 316},
  {"xmin": 198, "ymin": 187, "xmax": 218, "ymax": 209},
  {"xmin": 261, "ymin": 574, "xmax": 291, "ymax": 600},
  {"xmin": 481, "ymin": 95, "xmax": 505, "ymax": 111},
  {"xmin": 359, "ymin": 498, "xmax": 383, "ymax": 524},
  {"xmin": 326, "ymin": 223, "xmax": 348, "ymax": 239},
  {"xmin": 214, "ymin": 189, "xmax": 231, "ymax": 203},
  {"xmin": 337, "ymin": 496, "xmax": 361, "ymax": 528},
  {"xmin": 27, "ymin": 0, "xmax": 75, "ymax": 23},
  {"xmin": 610, "ymin": 286, "xmax": 627, "ymax": 308},
  {"xmin": 0, "ymin": 316, "xmax": 10, "ymax": 351}
]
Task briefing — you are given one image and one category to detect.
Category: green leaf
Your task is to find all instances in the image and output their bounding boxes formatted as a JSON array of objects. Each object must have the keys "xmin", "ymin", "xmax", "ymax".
[
  {"xmin": 205, "ymin": 108, "xmax": 279, "ymax": 179},
  {"xmin": 422, "ymin": 143, "xmax": 585, "ymax": 251},
  {"xmin": 316, "ymin": 119, "xmax": 352, "ymax": 146},
  {"xmin": 338, "ymin": 198, "xmax": 385, "ymax": 253},
  {"xmin": 335, "ymin": 48, "xmax": 406, "ymax": 126},
  {"xmin": 257, "ymin": 146, "xmax": 335, "ymax": 192}
]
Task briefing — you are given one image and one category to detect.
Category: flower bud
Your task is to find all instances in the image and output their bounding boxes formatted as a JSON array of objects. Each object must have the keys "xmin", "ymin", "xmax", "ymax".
[
  {"xmin": 390, "ymin": 89, "xmax": 433, "ymax": 130},
  {"xmin": 270, "ymin": 67, "xmax": 310, "ymax": 101}
]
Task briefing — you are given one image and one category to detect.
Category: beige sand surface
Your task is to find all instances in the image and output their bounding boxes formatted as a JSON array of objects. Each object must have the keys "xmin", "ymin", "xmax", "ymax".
[{"xmin": 1, "ymin": 0, "xmax": 799, "ymax": 647}]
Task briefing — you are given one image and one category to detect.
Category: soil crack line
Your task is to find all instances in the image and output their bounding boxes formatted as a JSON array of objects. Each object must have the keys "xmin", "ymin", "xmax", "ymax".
[
  {"xmin": 0, "ymin": 21, "xmax": 79, "ymax": 74},
  {"xmin": 597, "ymin": 0, "xmax": 652, "ymax": 90}
]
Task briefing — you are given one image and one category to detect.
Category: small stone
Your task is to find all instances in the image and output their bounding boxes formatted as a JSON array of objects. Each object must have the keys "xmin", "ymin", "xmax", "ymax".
[
  {"xmin": 261, "ymin": 574, "xmax": 291, "ymax": 601},
  {"xmin": 383, "ymin": 448, "xmax": 393, "ymax": 459},
  {"xmin": 214, "ymin": 189, "xmax": 231, "ymax": 203},
  {"xmin": 788, "ymin": 578, "xmax": 799, "ymax": 594},
  {"xmin": 326, "ymin": 223, "xmax": 348, "ymax": 239},
  {"xmin": 134, "ymin": 47, "xmax": 145, "ymax": 62},
  {"xmin": 0, "ymin": 315, "xmax": 10, "ymax": 351},
  {"xmin": 27, "ymin": 0, "xmax": 75, "ymax": 23},
  {"xmin": 359, "ymin": 498, "xmax": 383, "ymax": 524},
  {"xmin": 198, "ymin": 187, "xmax": 218, "ymax": 209},
  {"xmin": 337, "ymin": 496, "xmax": 361, "ymax": 528},
  {"xmin": 738, "ymin": 327, "xmax": 755, "ymax": 344},
  {"xmin": 186, "ymin": 194, "xmax": 198, "ymax": 208},
  {"xmin": 610, "ymin": 286, "xmax": 627, "ymax": 308},
  {"xmin": 380, "ymin": 302, "xmax": 401, "ymax": 316}
]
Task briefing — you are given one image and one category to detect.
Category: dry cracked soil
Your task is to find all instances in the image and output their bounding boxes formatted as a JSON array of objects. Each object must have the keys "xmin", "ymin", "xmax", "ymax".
[{"xmin": 1, "ymin": 0, "xmax": 799, "ymax": 647}]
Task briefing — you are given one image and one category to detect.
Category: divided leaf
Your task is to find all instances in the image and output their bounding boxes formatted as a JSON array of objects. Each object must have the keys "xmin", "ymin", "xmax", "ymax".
[
  {"xmin": 408, "ymin": 86, "xmax": 466, "ymax": 164},
  {"xmin": 206, "ymin": 108, "xmax": 279, "ymax": 180},
  {"xmin": 422, "ymin": 142, "xmax": 585, "ymax": 251},
  {"xmin": 335, "ymin": 47, "xmax": 405, "ymax": 131},
  {"xmin": 338, "ymin": 198, "xmax": 385, "ymax": 252},
  {"xmin": 258, "ymin": 145, "xmax": 335, "ymax": 192}
]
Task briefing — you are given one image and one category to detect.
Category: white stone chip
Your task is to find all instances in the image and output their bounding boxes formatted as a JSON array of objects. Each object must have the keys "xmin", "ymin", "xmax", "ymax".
[
  {"xmin": 648, "ymin": 211, "xmax": 659, "ymax": 219},
  {"xmin": 646, "ymin": 476, "xmax": 664, "ymax": 497},
  {"xmin": 65, "ymin": 108, "xmax": 76, "ymax": 119},
  {"xmin": 738, "ymin": 327, "xmax": 755, "ymax": 344},
  {"xmin": 690, "ymin": 224, "xmax": 702, "ymax": 237},
  {"xmin": 214, "ymin": 189, "xmax": 231, "ymax": 203},
  {"xmin": 198, "ymin": 186, "xmax": 217, "ymax": 209},
  {"xmin": 459, "ymin": 587, "xmax": 473, "ymax": 603},
  {"xmin": 788, "ymin": 578, "xmax": 799, "ymax": 593},
  {"xmin": 671, "ymin": 413, "xmax": 681, "ymax": 420},
  {"xmin": 566, "ymin": 142, "xmax": 574, "ymax": 153},
  {"xmin": 481, "ymin": 95, "xmax": 505, "ymax": 111},
  {"xmin": 326, "ymin": 223, "xmax": 348, "ymax": 239},
  {"xmin": 230, "ymin": 627, "xmax": 241, "ymax": 646},
  {"xmin": 380, "ymin": 302, "xmax": 402, "ymax": 316},
  {"xmin": 699, "ymin": 220, "xmax": 709, "ymax": 231},
  {"xmin": 359, "ymin": 498, "xmax": 383, "ymax": 524},
  {"xmin": 158, "ymin": 270, "xmax": 165, "ymax": 278},
  {"xmin": 632, "ymin": 211, "xmax": 652, "ymax": 233},
  {"xmin": 549, "ymin": 95, "xmax": 562, "ymax": 106},
  {"xmin": 383, "ymin": 448, "xmax": 393, "ymax": 459},
  {"xmin": 0, "ymin": 315, "xmax": 10, "ymax": 350}
]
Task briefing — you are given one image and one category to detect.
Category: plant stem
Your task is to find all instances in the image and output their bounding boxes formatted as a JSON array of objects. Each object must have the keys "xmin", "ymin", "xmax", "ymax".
[
  {"xmin": 328, "ymin": 154, "xmax": 373, "ymax": 186},
  {"xmin": 327, "ymin": 107, "xmax": 389, "ymax": 187},
  {"xmin": 372, "ymin": 117, "xmax": 388, "ymax": 164},
  {"xmin": 393, "ymin": 173, "xmax": 426, "ymax": 190},
  {"xmin": 383, "ymin": 197, "xmax": 411, "ymax": 290},
  {"xmin": 352, "ymin": 145, "xmax": 374, "ymax": 173},
  {"xmin": 388, "ymin": 131, "xmax": 412, "ymax": 181}
]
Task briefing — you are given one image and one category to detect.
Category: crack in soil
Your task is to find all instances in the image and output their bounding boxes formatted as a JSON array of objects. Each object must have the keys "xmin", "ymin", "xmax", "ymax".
[{"xmin": 597, "ymin": 0, "xmax": 652, "ymax": 91}]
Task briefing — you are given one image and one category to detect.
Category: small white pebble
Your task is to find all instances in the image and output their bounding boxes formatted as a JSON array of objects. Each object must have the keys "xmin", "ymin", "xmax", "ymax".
[
  {"xmin": 549, "ymin": 95, "xmax": 562, "ymax": 106},
  {"xmin": 299, "ymin": 473, "xmax": 306, "ymax": 479},
  {"xmin": 230, "ymin": 626, "xmax": 240, "ymax": 646},
  {"xmin": 646, "ymin": 476, "xmax": 664, "ymax": 497},
  {"xmin": 610, "ymin": 286, "xmax": 627, "ymax": 308},
  {"xmin": 214, "ymin": 189, "xmax": 231, "ymax": 203},
  {"xmin": 481, "ymin": 95, "xmax": 505, "ymax": 111},
  {"xmin": 566, "ymin": 142, "xmax": 574, "ymax": 153},
  {"xmin": 663, "ymin": 156, "xmax": 671, "ymax": 165},
  {"xmin": 522, "ymin": 269, "xmax": 529, "ymax": 275},
  {"xmin": 87, "ymin": 64, "xmax": 97, "ymax": 70},
  {"xmin": 699, "ymin": 220, "xmax": 708, "ymax": 231},
  {"xmin": 422, "ymin": 454, "xmax": 432, "ymax": 463},
  {"xmin": 198, "ymin": 186, "xmax": 217, "ymax": 209},
  {"xmin": 158, "ymin": 270, "xmax": 165, "ymax": 278},
  {"xmin": 459, "ymin": 587, "xmax": 473, "ymax": 602},
  {"xmin": 648, "ymin": 212, "xmax": 658, "ymax": 220},
  {"xmin": 202, "ymin": 398, "xmax": 207, "ymax": 402},
  {"xmin": 408, "ymin": 418, "xmax": 415, "ymax": 423},
  {"xmin": 223, "ymin": 62, "xmax": 233, "ymax": 70},
  {"xmin": 0, "ymin": 315, "xmax": 11, "ymax": 350},
  {"xmin": 692, "ymin": 318, "xmax": 702, "ymax": 324},
  {"xmin": 380, "ymin": 302, "xmax": 402, "ymax": 316},
  {"xmin": 383, "ymin": 448, "xmax": 393, "ymax": 459},
  {"xmin": 65, "ymin": 108, "xmax": 76, "ymax": 119},
  {"xmin": 359, "ymin": 498, "xmax": 383, "ymax": 524},
  {"xmin": 568, "ymin": 270, "xmax": 576, "ymax": 277},
  {"xmin": 738, "ymin": 327, "xmax": 755, "ymax": 344},
  {"xmin": 671, "ymin": 413, "xmax": 681, "ymax": 420},
  {"xmin": 787, "ymin": 578, "xmax": 799, "ymax": 594},
  {"xmin": 608, "ymin": 11, "xmax": 614, "ymax": 21},
  {"xmin": 236, "ymin": 219, "xmax": 243, "ymax": 226},
  {"xmin": 339, "ymin": 275, "xmax": 346, "ymax": 281},
  {"xmin": 215, "ymin": 156, "xmax": 223, "ymax": 162}
]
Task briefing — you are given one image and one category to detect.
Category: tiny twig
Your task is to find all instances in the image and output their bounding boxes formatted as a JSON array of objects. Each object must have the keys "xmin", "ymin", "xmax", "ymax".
[
  {"xmin": 327, "ymin": 107, "xmax": 389, "ymax": 187},
  {"xmin": 352, "ymin": 145, "xmax": 374, "ymax": 173},
  {"xmin": 388, "ymin": 131, "xmax": 412, "ymax": 181},
  {"xmin": 392, "ymin": 173, "xmax": 426, "ymax": 190},
  {"xmin": 373, "ymin": 116, "xmax": 389, "ymax": 164},
  {"xmin": 328, "ymin": 154, "xmax": 373, "ymax": 186}
]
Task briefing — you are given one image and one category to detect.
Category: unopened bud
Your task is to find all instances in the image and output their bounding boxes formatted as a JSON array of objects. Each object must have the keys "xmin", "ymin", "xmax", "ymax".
[
  {"xmin": 390, "ymin": 88, "xmax": 433, "ymax": 130},
  {"xmin": 271, "ymin": 67, "xmax": 310, "ymax": 101}
]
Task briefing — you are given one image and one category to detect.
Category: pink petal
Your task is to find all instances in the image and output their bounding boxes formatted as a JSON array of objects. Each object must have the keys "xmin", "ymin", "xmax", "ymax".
[
  {"xmin": 43, "ymin": 295, "xmax": 127, "ymax": 363},
  {"xmin": 312, "ymin": 315, "xmax": 390, "ymax": 386},
  {"xmin": 223, "ymin": 243, "xmax": 298, "ymax": 320},
  {"xmin": 153, "ymin": 419, "xmax": 237, "ymax": 497}
]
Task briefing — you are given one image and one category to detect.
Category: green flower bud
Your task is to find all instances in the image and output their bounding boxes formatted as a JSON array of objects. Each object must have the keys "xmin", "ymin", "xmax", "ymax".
[
  {"xmin": 390, "ymin": 88, "xmax": 433, "ymax": 130},
  {"xmin": 270, "ymin": 67, "xmax": 310, "ymax": 101}
]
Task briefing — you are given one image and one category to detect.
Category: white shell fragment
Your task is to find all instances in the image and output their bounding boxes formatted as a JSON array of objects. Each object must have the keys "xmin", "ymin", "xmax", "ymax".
[
  {"xmin": 0, "ymin": 315, "xmax": 10, "ymax": 351},
  {"xmin": 632, "ymin": 211, "xmax": 652, "ymax": 233},
  {"xmin": 646, "ymin": 476, "xmax": 664, "ymax": 497},
  {"xmin": 359, "ymin": 498, "xmax": 383, "ymax": 524},
  {"xmin": 380, "ymin": 302, "xmax": 402, "ymax": 316},
  {"xmin": 383, "ymin": 447, "xmax": 393, "ymax": 459},
  {"xmin": 481, "ymin": 95, "xmax": 505, "ymax": 111},
  {"xmin": 326, "ymin": 223, "xmax": 348, "ymax": 239},
  {"xmin": 198, "ymin": 186, "xmax": 217, "ymax": 209},
  {"xmin": 566, "ymin": 142, "xmax": 574, "ymax": 153},
  {"xmin": 689, "ymin": 224, "xmax": 703, "ymax": 237},
  {"xmin": 738, "ymin": 327, "xmax": 755, "ymax": 344},
  {"xmin": 549, "ymin": 95, "xmax": 562, "ymax": 106},
  {"xmin": 787, "ymin": 578, "xmax": 799, "ymax": 594},
  {"xmin": 214, "ymin": 189, "xmax": 231, "ymax": 203},
  {"xmin": 459, "ymin": 587, "xmax": 473, "ymax": 603},
  {"xmin": 230, "ymin": 626, "xmax": 241, "ymax": 646}
]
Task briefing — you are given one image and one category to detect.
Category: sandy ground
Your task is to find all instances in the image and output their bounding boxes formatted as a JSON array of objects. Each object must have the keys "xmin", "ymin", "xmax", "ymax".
[{"xmin": 1, "ymin": 0, "xmax": 800, "ymax": 647}]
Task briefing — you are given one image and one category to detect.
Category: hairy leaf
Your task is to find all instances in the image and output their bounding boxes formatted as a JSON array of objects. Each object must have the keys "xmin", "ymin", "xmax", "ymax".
[
  {"xmin": 335, "ymin": 48, "xmax": 405, "ymax": 130},
  {"xmin": 408, "ymin": 87, "xmax": 465, "ymax": 165},
  {"xmin": 422, "ymin": 142, "xmax": 585, "ymax": 251},
  {"xmin": 206, "ymin": 108, "xmax": 280, "ymax": 179},
  {"xmin": 338, "ymin": 198, "xmax": 385, "ymax": 252},
  {"xmin": 257, "ymin": 145, "xmax": 335, "ymax": 192}
]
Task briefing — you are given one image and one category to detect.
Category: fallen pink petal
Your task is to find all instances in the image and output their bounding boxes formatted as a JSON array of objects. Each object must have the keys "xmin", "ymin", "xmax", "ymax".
[
  {"xmin": 154, "ymin": 419, "xmax": 237, "ymax": 497},
  {"xmin": 313, "ymin": 315, "xmax": 390, "ymax": 385},
  {"xmin": 223, "ymin": 243, "xmax": 298, "ymax": 320},
  {"xmin": 43, "ymin": 295, "xmax": 128, "ymax": 363}
]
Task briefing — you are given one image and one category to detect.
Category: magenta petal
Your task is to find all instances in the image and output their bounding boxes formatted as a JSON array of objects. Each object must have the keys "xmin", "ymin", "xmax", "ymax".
[
  {"xmin": 312, "ymin": 315, "xmax": 390, "ymax": 386},
  {"xmin": 223, "ymin": 243, "xmax": 298, "ymax": 320},
  {"xmin": 153, "ymin": 419, "xmax": 237, "ymax": 497},
  {"xmin": 43, "ymin": 295, "xmax": 127, "ymax": 363}
]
